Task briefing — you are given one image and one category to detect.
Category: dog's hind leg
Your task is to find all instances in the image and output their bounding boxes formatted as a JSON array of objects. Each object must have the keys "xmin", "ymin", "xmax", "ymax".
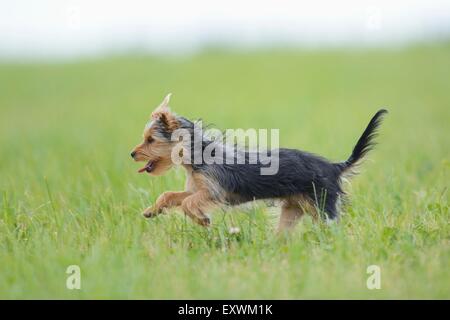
[
  {"xmin": 322, "ymin": 193, "xmax": 340, "ymax": 221},
  {"xmin": 181, "ymin": 190, "xmax": 215, "ymax": 227},
  {"xmin": 143, "ymin": 191, "xmax": 192, "ymax": 218},
  {"xmin": 277, "ymin": 199, "xmax": 305, "ymax": 232}
]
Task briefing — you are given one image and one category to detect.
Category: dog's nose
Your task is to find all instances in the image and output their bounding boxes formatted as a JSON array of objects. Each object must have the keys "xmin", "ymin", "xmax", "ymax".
[{"xmin": 130, "ymin": 151, "xmax": 136, "ymax": 158}]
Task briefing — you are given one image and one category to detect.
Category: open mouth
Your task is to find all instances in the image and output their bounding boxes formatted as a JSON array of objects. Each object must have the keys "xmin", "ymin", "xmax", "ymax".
[{"xmin": 138, "ymin": 160, "xmax": 157, "ymax": 174}]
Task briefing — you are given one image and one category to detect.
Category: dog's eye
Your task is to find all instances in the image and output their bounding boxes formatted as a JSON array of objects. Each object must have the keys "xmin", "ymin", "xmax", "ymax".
[{"xmin": 147, "ymin": 137, "xmax": 154, "ymax": 144}]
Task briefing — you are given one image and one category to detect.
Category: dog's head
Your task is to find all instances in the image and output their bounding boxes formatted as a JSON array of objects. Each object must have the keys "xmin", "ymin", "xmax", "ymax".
[{"xmin": 130, "ymin": 94, "xmax": 181, "ymax": 176}]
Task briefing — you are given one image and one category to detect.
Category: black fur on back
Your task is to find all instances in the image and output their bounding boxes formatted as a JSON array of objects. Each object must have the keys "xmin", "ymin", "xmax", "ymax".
[{"xmin": 204, "ymin": 149, "xmax": 344, "ymax": 217}]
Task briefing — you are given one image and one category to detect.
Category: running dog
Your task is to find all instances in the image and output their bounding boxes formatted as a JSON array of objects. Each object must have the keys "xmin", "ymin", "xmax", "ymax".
[{"xmin": 131, "ymin": 94, "xmax": 387, "ymax": 231}]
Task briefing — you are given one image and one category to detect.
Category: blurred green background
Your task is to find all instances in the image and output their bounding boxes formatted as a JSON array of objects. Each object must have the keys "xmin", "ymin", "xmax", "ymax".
[{"xmin": 0, "ymin": 44, "xmax": 449, "ymax": 298}]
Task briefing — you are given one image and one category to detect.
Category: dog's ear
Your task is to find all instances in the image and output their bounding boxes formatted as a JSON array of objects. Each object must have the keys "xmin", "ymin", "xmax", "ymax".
[
  {"xmin": 152, "ymin": 93, "xmax": 172, "ymax": 114},
  {"xmin": 151, "ymin": 93, "xmax": 179, "ymax": 132}
]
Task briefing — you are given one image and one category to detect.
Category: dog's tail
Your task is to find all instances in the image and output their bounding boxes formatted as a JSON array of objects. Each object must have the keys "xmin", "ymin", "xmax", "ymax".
[{"xmin": 336, "ymin": 109, "xmax": 388, "ymax": 174}]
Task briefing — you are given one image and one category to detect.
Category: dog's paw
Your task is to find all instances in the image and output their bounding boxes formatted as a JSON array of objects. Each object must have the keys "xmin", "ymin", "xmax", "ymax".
[
  {"xmin": 196, "ymin": 216, "xmax": 211, "ymax": 227},
  {"xmin": 202, "ymin": 217, "xmax": 211, "ymax": 227},
  {"xmin": 142, "ymin": 207, "xmax": 161, "ymax": 218}
]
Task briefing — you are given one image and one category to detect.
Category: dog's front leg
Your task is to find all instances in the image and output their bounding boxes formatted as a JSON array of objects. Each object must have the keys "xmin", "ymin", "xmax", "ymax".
[
  {"xmin": 143, "ymin": 191, "xmax": 192, "ymax": 218},
  {"xmin": 180, "ymin": 190, "xmax": 214, "ymax": 227}
]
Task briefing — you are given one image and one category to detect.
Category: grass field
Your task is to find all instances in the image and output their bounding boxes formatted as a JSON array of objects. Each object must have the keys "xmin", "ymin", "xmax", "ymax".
[{"xmin": 0, "ymin": 44, "xmax": 449, "ymax": 299}]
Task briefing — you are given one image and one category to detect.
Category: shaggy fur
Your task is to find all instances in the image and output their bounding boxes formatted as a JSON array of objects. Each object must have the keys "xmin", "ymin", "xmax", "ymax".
[{"xmin": 131, "ymin": 94, "xmax": 387, "ymax": 230}]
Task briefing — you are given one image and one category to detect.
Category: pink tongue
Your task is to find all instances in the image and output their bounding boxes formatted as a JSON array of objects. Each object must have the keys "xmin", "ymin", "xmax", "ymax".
[{"xmin": 138, "ymin": 166, "xmax": 147, "ymax": 173}]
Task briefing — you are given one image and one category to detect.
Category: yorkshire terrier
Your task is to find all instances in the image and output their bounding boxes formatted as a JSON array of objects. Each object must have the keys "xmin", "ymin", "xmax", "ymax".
[{"xmin": 131, "ymin": 94, "xmax": 387, "ymax": 231}]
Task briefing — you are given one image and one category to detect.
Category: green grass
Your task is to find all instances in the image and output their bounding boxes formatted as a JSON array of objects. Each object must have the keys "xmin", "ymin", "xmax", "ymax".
[{"xmin": 0, "ymin": 44, "xmax": 449, "ymax": 299}]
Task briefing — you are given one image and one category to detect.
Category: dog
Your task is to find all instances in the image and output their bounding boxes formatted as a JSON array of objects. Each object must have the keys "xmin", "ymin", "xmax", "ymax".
[{"xmin": 131, "ymin": 94, "xmax": 387, "ymax": 231}]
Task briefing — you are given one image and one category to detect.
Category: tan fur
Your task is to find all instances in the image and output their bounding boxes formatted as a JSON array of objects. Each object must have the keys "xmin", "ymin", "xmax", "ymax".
[
  {"xmin": 143, "ymin": 191, "xmax": 192, "ymax": 218},
  {"xmin": 132, "ymin": 95, "xmax": 220, "ymax": 226},
  {"xmin": 180, "ymin": 189, "xmax": 215, "ymax": 226},
  {"xmin": 278, "ymin": 202, "xmax": 303, "ymax": 232},
  {"xmin": 131, "ymin": 115, "xmax": 178, "ymax": 176},
  {"xmin": 151, "ymin": 111, "xmax": 180, "ymax": 132},
  {"xmin": 277, "ymin": 195, "xmax": 319, "ymax": 232},
  {"xmin": 142, "ymin": 166, "xmax": 219, "ymax": 227}
]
